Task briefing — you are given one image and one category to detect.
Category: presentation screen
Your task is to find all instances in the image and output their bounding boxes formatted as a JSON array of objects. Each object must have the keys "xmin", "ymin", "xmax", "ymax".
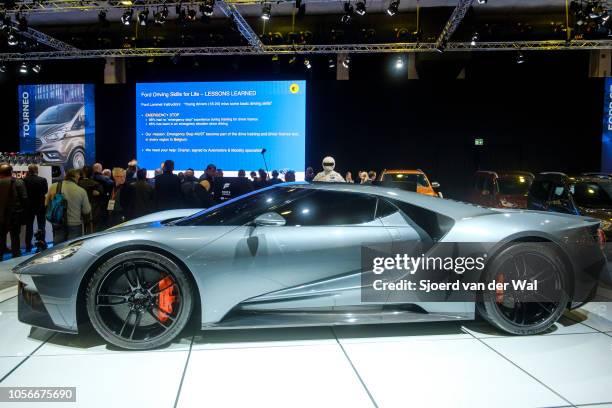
[
  {"xmin": 602, "ymin": 77, "xmax": 612, "ymax": 172},
  {"xmin": 136, "ymin": 80, "xmax": 306, "ymax": 177},
  {"xmin": 18, "ymin": 84, "xmax": 96, "ymax": 169}
]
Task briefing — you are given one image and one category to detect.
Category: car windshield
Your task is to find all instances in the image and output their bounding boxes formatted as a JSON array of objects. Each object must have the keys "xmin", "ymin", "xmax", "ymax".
[
  {"xmin": 497, "ymin": 174, "xmax": 533, "ymax": 196},
  {"xmin": 36, "ymin": 103, "xmax": 82, "ymax": 125},
  {"xmin": 382, "ymin": 173, "xmax": 428, "ymax": 191},
  {"xmin": 571, "ymin": 181, "xmax": 612, "ymax": 208}
]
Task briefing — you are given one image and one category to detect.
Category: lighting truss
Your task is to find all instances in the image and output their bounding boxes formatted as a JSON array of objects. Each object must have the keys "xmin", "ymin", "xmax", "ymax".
[
  {"xmin": 13, "ymin": 24, "xmax": 79, "ymax": 51},
  {"xmin": 1, "ymin": 40, "xmax": 611, "ymax": 61},
  {"xmin": 216, "ymin": 0, "xmax": 264, "ymax": 51},
  {"xmin": 3, "ymin": 1, "xmax": 207, "ymax": 13},
  {"xmin": 435, "ymin": 0, "xmax": 475, "ymax": 50}
]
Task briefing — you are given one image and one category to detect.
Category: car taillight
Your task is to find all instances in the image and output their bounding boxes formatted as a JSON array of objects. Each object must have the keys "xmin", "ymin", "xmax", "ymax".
[{"xmin": 597, "ymin": 227, "xmax": 606, "ymax": 251}]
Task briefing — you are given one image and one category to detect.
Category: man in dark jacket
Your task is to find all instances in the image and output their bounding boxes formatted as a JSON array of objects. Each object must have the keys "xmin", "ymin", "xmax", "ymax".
[
  {"xmin": 78, "ymin": 166, "xmax": 104, "ymax": 233},
  {"xmin": 0, "ymin": 164, "xmax": 28, "ymax": 258},
  {"xmin": 124, "ymin": 169, "xmax": 155, "ymax": 219},
  {"xmin": 23, "ymin": 164, "xmax": 48, "ymax": 252},
  {"xmin": 155, "ymin": 160, "xmax": 182, "ymax": 210},
  {"xmin": 181, "ymin": 168, "xmax": 200, "ymax": 208}
]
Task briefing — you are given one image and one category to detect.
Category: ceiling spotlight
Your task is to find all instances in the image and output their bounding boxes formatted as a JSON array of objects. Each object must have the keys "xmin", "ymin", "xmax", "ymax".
[
  {"xmin": 17, "ymin": 15, "xmax": 27, "ymax": 31},
  {"xmin": 98, "ymin": 10, "xmax": 108, "ymax": 24},
  {"xmin": 328, "ymin": 57, "xmax": 336, "ymax": 68},
  {"xmin": 395, "ymin": 55, "xmax": 404, "ymax": 69},
  {"xmin": 355, "ymin": 0, "xmax": 366, "ymax": 16},
  {"xmin": 261, "ymin": 3, "xmax": 271, "ymax": 20},
  {"xmin": 477, "ymin": 0, "xmax": 487, "ymax": 3},
  {"xmin": 19, "ymin": 62, "xmax": 28, "ymax": 74},
  {"xmin": 138, "ymin": 9, "xmax": 149, "ymax": 26},
  {"xmin": 516, "ymin": 51, "xmax": 526, "ymax": 64},
  {"xmin": 200, "ymin": 0, "xmax": 215, "ymax": 17},
  {"xmin": 342, "ymin": 55, "xmax": 351, "ymax": 68},
  {"xmin": 471, "ymin": 31, "xmax": 479, "ymax": 46},
  {"xmin": 288, "ymin": 55, "xmax": 297, "ymax": 65},
  {"xmin": 0, "ymin": 63, "xmax": 6, "ymax": 73},
  {"xmin": 341, "ymin": 2, "xmax": 353, "ymax": 23},
  {"xmin": 32, "ymin": 64, "xmax": 41, "ymax": 73},
  {"xmin": 7, "ymin": 33, "xmax": 18, "ymax": 46},
  {"xmin": 304, "ymin": 58, "xmax": 312, "ymax": 69},
  {"xmin": 121, "ymin": 9, "xmax": 133, "ymax": 26},
  {"xmin": 1, "ymin": 15, "xmax": 10, "ymax": 32},
  {"xmin": 186, "ymin": 8, "xmax": 197, "ymax": 21},
  {"xmin": 154, "ymin": 6, "xmax": 168, "ymax": 24},
  {"xmin": 387, "ymin": 0, "xmax": 399, "ymax": 16}
]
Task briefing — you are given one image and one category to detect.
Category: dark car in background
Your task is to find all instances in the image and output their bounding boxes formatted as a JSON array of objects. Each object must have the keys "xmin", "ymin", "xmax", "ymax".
[
  {"xmin": 527, "ymin": 172, "xmax": 612, "ymax": 239},
  {"xmin": 468, "ymin": 171, "xmax": 534, "ymax": 209}
]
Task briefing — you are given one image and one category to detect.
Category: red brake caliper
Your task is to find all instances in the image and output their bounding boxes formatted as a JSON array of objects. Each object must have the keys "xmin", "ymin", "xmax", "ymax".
[
  {"xmin": 158, "ymin": 277, "xmax": 176, "ymax": 322},
  {"xmin": 495, "ymin": 274, "xmax": 504, "ymax": 303}
]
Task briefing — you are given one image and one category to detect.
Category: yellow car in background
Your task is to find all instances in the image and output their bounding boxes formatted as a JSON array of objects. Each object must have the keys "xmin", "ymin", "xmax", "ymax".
[{"xmin": 378, "ymin": 169, "xmax": 442, "ymax": 197}]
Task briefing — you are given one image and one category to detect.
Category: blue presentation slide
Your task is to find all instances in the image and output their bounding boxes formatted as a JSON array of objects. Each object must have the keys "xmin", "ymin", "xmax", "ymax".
[
  {"xmin": 602, "ymin": 77, "xmax": 612, "ymax": 172},
  {"xmin": 136, "ymin": 81, "xmax": 306, "ymax": 175}
]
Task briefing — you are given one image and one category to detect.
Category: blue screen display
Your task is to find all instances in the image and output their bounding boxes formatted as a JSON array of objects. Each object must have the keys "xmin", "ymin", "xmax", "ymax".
[
  {"xmin": 602, "ymin": 77, "xmax": 612, "ymax": 172},
  {"xmin": 136, "ymin": 81, "xmax": 306, "ymax": 175}
]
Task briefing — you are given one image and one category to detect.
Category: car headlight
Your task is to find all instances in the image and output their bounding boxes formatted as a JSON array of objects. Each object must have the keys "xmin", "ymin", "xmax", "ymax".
[
  {"xmin": 44, "ymin": 130, "xmax": 67, "ymax": 141},
  {"xmin": 27, "ymin": 241, "xmax": 83, "ymax": 266}
]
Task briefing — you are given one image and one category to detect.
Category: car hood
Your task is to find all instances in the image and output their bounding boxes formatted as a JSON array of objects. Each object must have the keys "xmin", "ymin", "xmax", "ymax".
[{"xmin": 36, "ymin": 123, "xmax": 68, "ymax": 137}]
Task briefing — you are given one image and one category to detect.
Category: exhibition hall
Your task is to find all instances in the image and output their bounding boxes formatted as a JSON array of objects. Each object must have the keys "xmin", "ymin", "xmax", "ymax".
[{"xmin": 1, "ymin": 0, "xmax": 612, "ymax": 407}]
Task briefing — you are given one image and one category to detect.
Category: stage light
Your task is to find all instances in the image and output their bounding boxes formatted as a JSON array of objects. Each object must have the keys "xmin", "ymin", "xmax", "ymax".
[
  {"xmin": 394, "ymin": 55, "xmax": 404, "ymax": 69},
  {"xmin": 387, "ymin": 0, "xmax": 399, "ymax": 16},
  {"xmin": 288, "ymin": 55, "xmax": 297, "ymax": 65},
  {"xmin": 154, "ymin": 6, "xmax": 168, "ymax": 24},
  {"xmin": 0, "ymin": 64, "xmax": 6, "ymax": 73},
  {"xmin": 98, "ymin": 10, "xmax": 108, "ymax": 24},
  {"xmin": 328, "ymin": 57, "xmax": 336, "ymax": 68},
  {"xmin": 261, "ymin": 3, "xmax": 271, "ymax": 20},
  {"xmin": 471, "ymin": 31, "xmax": 479, "ymax": 46},
  {"xmin": 7, "ymin": 33, "xmax": 18, "ymax": 46},
  {"xmin": 341, "ymin": 2, "xmax": 353, "ymax": 23},
  {"xmin": 17, "ymin": 14, "xmax": 27, "ymax": 31},
  {"xmin": 342, "ymin": 55, "xmax": 351, "ymax": 68},
  {"xmin": 138, "ymin": 9, "xmax": 149, "ymax": 26},
  {"xmin": 200, "ymin": 0, "xmax": 214, "ymax": 17},
  {"xmin": 121, "ymin": 9, "xmax": 133, "ymax": 25},
  {"xmin": 304, "ymin": 58, "xmax": 312, "ymax": 69},
  {"xmin": 186, "ymin": 8, "xmax": 197, "ymax": 21},
  {"xmin": 120, "ymin": 0, "xmax": 133, "ymax": 5},
  {"xmin": 19, "ymin": 62, "xmax": 28, "ymax": 74},
  {"xmin": 355, "ymin": 0, "xmax": 366, "ymax": 16},
  {"xmin": 516, "ymin": 51, "xmax": 526, "ymax": 64},
  {"xmin": 32, "ymin": 64, "xmax": 41, "ymax": 73},
  {"xmin": 0, "ymin": 15, "xmax": 10, "ymax": 32},
  {"xmin": 477, "ymin": 0, "xmax": 487, "ymax": 3}
]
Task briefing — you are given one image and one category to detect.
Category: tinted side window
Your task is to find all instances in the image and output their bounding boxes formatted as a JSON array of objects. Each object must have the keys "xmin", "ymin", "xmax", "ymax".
[
  {"xmin": 275, "ymin": 191, "xmax": 377, "ymax": 226},
  {"xmin": 530, "ymin": 180, "xmax": 551, "ymax": 201}
]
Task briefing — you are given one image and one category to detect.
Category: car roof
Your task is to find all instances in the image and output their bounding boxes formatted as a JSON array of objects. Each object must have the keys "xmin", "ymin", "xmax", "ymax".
[
  {"xmin": 286, "ymin": 182, "xmax": 494, "ymax": 220},
  {"xmin": 382, "ymin": 169, "xmax": 425, "ymax": 175}
]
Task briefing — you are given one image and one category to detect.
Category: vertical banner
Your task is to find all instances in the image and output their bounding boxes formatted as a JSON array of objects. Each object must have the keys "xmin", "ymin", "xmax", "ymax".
[
  {"xmin": 602, "ymin": 77, "xmax": 612, "ymax": 172},
  {"xmin": 18, "ymin": 84, "xmax": 96, "ymax": 169}
]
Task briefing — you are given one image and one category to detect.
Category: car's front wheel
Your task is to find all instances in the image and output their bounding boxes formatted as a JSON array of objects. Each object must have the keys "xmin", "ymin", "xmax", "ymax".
[
  {"xmin": 86, "ymin": 250, "xmax": 193, "ymax": 350},
  {"xmin": 477, "ymin": 242, "xmax": 569, "ymax": 335}
]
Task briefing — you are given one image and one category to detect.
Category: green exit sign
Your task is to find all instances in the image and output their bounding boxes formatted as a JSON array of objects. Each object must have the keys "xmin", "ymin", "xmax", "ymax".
[{"xmin": 474, "ymin": 138, "xmax": 484, "ymax": 146}]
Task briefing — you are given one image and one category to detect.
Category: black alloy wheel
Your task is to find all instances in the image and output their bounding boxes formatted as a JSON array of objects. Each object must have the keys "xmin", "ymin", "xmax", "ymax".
[
  {"xmin": 477, "ymin": 242, "xmax": 569, "ymax": 335},
  {"xmin": 86, "ymin": 251, "xmax": 193, "ymax": 350}
]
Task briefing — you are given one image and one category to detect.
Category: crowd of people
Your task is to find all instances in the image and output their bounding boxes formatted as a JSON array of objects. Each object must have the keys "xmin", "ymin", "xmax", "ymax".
[
  {"xmin": 0, "ymin": 154, "xmax": 381, "ymax": 259},
  {"xmin": 0, "ymin": 159, "xmax": 300, "ymax": 259}
]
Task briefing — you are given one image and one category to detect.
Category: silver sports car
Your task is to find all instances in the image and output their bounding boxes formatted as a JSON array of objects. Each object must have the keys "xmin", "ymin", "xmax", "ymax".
[{"xmin": 13, "ymin": 182, "xmax": 606, "ymax": 350}]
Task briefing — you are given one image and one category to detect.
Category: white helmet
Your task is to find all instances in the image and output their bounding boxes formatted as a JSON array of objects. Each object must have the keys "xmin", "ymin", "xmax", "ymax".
[{"xmin": 322, "ymin": 156, "xmax": 336, "ymax": 172}]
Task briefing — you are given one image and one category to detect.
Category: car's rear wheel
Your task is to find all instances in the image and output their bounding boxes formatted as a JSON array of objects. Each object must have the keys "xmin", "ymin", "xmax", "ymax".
[
  {"xmin": 86, "ymin": 250, "xmax": 193, "ymax": 350},
  {"xmin": 477, "ymin": 242, "xmax": 569, "ymax": 335}
]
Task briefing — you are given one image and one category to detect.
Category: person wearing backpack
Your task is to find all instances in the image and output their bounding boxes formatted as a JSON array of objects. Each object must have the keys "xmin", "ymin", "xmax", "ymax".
[
  {"xmin": 0, "ymin": 164, "xmax": 28, "ymax": 259},
  {"xmin": 46, "ymin": 169, "xmax": 91, "ymax": 245}
]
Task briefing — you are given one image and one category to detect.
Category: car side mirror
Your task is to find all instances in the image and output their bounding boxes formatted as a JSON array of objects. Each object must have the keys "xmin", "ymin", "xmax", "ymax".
[
  {"xmin": 253, "ymin": 212, "xmax": 286, "ymax": 227},
  {"xmin": 431, "ymin": 181, "xmax": 440, "ymax": 189}
]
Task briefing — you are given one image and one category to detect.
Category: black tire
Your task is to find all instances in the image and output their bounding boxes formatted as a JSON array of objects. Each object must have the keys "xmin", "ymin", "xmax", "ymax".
[
  {"xmin": 66, "ymin": 147, "xmax": 85, "ymax": 170},
  {"xmin": 86, "ymin": 250, "xmax": 194, "ymax": 350},
  {"xmin": 477, "ymin": 242, "xmax": 569, "ymax": 335}
]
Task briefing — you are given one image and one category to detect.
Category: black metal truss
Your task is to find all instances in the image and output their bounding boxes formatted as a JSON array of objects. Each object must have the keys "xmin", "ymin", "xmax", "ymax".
[
  {"xmin": 0, "ymin": 40, "xmax": 611, "ymax": 61},
  {"xmin": 11, "ymin": 24, "xmax": 78, "ymax": 51},
  {"xmin": 216, "ymin": 0, "xmax": 264, "ymax": 51},
  {"xmin": 3, "ymin": 1, "xmax": 208, "ymax": 13},
  {"xmin": 435, "ymin": 0, "xmax": 475, "ymax": 50}
]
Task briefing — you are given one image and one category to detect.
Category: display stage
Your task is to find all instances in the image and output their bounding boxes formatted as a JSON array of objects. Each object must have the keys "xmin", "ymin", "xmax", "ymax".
[{"xmin": 0, "ymin": 286, "xmax": 611, "ymax": 408}]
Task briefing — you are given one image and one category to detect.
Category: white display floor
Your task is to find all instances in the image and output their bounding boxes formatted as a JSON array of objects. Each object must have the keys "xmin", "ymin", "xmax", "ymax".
[{"xmin": 0, "ymin": 287, "xmax": 611, "ymax": 408}]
